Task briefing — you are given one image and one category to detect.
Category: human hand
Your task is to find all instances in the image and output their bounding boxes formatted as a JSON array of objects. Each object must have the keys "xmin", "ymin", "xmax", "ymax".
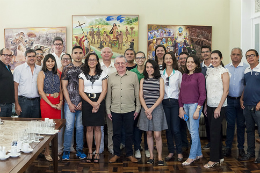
[
  {"xmin": 133, "ymin": 112, "xmax": 139, "ymax": 120},
  {"xmin": 193, "ymin": 110, "xmax": 199, "ymax": 120},
  {"xmin": 15, "ymin": 104, "xmax": 22, "ymax": 115},
  {"xmin": 179, "ymin": 107, "xmax": 185, "ymax": 119},
  {"xmin": 76, "ymin": 102, "xmax": 82, "ymax": 110},
  {"xmin": 107, "ymin": 114, "xmax": 112, "ymax": 120},
  {"xmin": 68, "ymin": 103, "xmax": 76, "ymax": 113},
  {"xmin": 214, "ymin": 107, "xmax": 221, "ymax": 119},
  {"xmin": 240, "ymin": 99, "xmax": 245, "ymax": 109}
]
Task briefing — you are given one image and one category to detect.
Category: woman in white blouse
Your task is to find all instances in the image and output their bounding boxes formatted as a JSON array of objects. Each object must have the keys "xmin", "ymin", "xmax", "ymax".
[
  {"xmin": 161, "ymin": 52, "xmax": 183, "ymax": 161},
  {"xmin": 204, "ymin": 50, "xmax": 230, "ymax": 168},
  {"xmin": 79, "ymin": 52, "xmax": 108, "ymax": 163}
]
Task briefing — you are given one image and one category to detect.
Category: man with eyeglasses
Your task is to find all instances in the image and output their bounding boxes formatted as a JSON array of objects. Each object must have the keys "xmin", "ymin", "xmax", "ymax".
[
  {"xmin": 35, "ymin": 48, "xmax": 44, "ymax": 66},
  {"xmin": 106, "ymin": 55, "xmax": 140, "ymax": 163},
  {"xmin": 239, "ymin": 49, "xmax": 260, "ymax": 163},
  {"xmin": 224, "ymin": 48, "xmax": 247, "ymax": 158},
  {"xmin": 178, "ymin": 52, "xmax": 189, "ymax": 74},
  {"xmin": 52, "ymin": 37, "xmax": 65, "ymax": 69},
  {"xmin": 0, "ymin": 48, "xmax": 15, "ymax": 117},
  {"xmin": 100, "ymin": 47, "xmax": 116, "ymax": 155},
  {"xmin": 125, "ymin": 48, "xmax": 137, "ymax": 71},
  {"xmin": 200, "ymin": 45, "xmax": 213, "ymax": 150},
  {"xmin": 13, "ymin": 49, "xmax": 41, "ymax": 118}
]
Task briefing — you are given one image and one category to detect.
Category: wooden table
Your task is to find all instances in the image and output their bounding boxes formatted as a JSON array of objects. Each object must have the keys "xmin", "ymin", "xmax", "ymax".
[{"xmin": 0, "ymin": 117, "xmax": 65, "ymax": 173}]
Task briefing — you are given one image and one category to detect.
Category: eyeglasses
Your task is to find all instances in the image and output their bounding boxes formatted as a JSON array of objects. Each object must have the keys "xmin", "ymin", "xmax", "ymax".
[
  {"xmin": 136, "ymin": 57, "xmax": 145, "ymax": 60},
  {"xmin": 115, "ymin": 62, "xmax": 126, "ymax": 66},
  {"xmin": 36, "ymin": 53, "xmax": 44, "ymax": 56},
  {"xmin": 1, "ymin": 54, "xmax": 13, "ymax": 57},
  {"xmin": 246, "ymin": 54, "xmax": 256, "ymax": 59},
  {"xmin": 54, "ymin": 44, "xmax": 63, "ymax": 46},
  {"xmin": 201, "ymin": 51, "xmax": 210, "ymax": 54},
  {"xmin": 179, "ymin": 57, "xmax": 187, "ymax": 60},
  {"xmin": 62, "ymin": 58, "xmax": 71, "ymax": 61},
  {"xmin": 166, "ymin": 77, "xmax": 169, "ymax": 86},
  {"xmin": 88, "ymin": 59, "xmax": 97, "ymax": 62}
]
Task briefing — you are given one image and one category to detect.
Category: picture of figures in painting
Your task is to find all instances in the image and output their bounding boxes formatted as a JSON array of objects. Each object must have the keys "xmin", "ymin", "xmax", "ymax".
[
  {"xmin": 147, "ymin": 25, "xmax": 212, "ymax": 60},
  {"xmin": 4, "ymin": 27, "xmax": 66, "ymax": 70},
  {"xmin": 73, "ymin": 15, "xmax": 139, "ymax": 58}
]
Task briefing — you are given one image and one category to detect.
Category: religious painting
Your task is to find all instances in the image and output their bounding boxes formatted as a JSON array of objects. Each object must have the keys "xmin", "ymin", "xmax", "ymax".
[
  {"xmin": 147, "ymin": 25, "xmax": 212, "ymax": 60},
  {"xmin": 72, "ymin": 15, "xmax": 139, "ymax": 58},
  {"xmin": 4, "ymin": 27, "xmax": 66, "ymax": 70}
]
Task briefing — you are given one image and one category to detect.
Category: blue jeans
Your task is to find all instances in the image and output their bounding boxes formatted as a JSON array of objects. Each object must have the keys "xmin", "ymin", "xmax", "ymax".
[
  {"xmin": 18, "ymin": 96, "xmax": 40, "ymax": 118},
  {"xmin": 162, "ymin": 99, "xmax": 182, "ymax": 154},
  {"xmin": 0, "ymin": 103, "xmax": 12, "ymax": 117},
  {"xmin": 243, "ymin": 105, "xmax": 260, "ymax": 155},
  {"xmin": 63, "ymin": 102, "xmax": 84, "ymax": 152},
  {"xmin": 112, "ymin": 111, "xmax": 134, "ymax": 157},
  {"xmin": 225, "ymin": 97, "xmax": 245, "ymax": 149},
  {"xmin": 183, "ymin": 103, "xmax": 202, "ymax": 159}
]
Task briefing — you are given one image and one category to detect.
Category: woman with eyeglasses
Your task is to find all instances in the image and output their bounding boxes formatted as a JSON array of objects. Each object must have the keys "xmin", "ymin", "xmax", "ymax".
[
  {"xmin": 37, "ymin": 54, "xmax": 63, "ymax": 161},
  {"xmin": 58, "ymin": 53, "xmax": 72, "ymax": 77},
  {"xmin": 178, "ymin": 55, "xmax": 206, "ymax": 165},
  {"xmin": 78, "ymin": 52, "xmax": 108, "ymax": 163},
  {"xmin": 130, "ymin": 51, "xmax": 150, "ymax": 159},
  {"xmin": 138, "ymin": 59, "xmax": 167, "ymax": 166},
  {"xmin": 161, "ymin": 52, "xmax": 183, "ymax": 162}
]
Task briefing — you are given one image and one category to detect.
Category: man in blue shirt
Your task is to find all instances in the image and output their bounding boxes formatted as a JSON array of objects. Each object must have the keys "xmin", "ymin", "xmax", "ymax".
[
  {"xmin": 224, "ymin": 48, "xmax": 248, "ymax": 158},
  {"xmin": 240, "ymin": 49, "xmax": 260, "ymax": 163}
]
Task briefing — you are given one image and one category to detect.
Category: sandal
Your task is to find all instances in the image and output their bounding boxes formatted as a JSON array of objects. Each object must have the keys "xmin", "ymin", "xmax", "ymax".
[
  {"xmin": 204, "ymin": 162, "xmax": 219, "ymax": 168},
  {"xmin": 45, "ymin": 155, "xmax": 53, "ymax": 162},
  {"xmin": 147, "ymin": 158, "xmax": 154, "ymax": 164},
  {"xmin": 86, "ymin": 153, "xmax": 93, "ymax": 163},
  {"xmin": 195, "ymin": 155, "xmax": 203, "ymax": 160},
  {"xmin": 94, "ymin": 153, "xmax": 100, "ymax": 163},
  {"xmin": 182, "ymin": 159, "xmax": 195, "ymax": 166}
]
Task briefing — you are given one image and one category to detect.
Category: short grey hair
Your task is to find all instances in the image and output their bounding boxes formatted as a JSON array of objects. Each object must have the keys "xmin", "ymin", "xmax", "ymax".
[
  {"xmin": 0, "ymin": 48, "xmax": 12, "ymax": 55},
  {"xmin": 114, "ymin": 55, "xmax": 127, "ymax": 64},
  {"xmin": 231, "ymin": 47, "xmax": 243, "ymax": 56},
  {"xmin": 101, "ymin": 47, "xmax": 112, "ymax": 54}
]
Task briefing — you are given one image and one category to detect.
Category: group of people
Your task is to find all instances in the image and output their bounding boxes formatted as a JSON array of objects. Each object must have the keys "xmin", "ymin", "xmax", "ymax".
[{"xmin": 1, "ymin": 36, "xmax": 260, "ymax": 167}]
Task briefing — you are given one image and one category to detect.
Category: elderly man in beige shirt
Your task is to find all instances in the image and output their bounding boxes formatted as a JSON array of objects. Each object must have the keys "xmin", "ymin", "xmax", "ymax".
[{"xmin": 106, "ymin": 55, "xmax": 141, "ymax": 163}]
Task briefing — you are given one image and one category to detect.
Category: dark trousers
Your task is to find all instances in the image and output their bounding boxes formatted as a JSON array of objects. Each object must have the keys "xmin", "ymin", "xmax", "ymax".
[
  {"xmin": 134, "ymin": 113, "xmax": 148, "ymax": 150},
  {"xmin": 207, "ymin": 106, "xmax": 225, "ymax": 162},
  {"xmin": 18, "ymin": 96, "xmax": 40, "ymax": 118},
  {"xmin": 225, "ymin": 97, "xmax": 245, "ymax": 149},
  {"xmin": 180, "ymin": 120, "xmax": 189, "ymax": 148},
  {"xmin": 0, "ymin": 103, "xmax": 12, "ymax": 117},
  {"xmin": 112, "ymin": 111, "xmax": 134, "ymax": 157},
  {"xmin": 204, "ymin": 102, "xmax": 211, "ymax": 143},
  {"xmin": 162, "ymin": 99, "xmax": 182, "ymax": 154},
  {"xmin": 243, "ymin": 106, "xmax": 260, "ymax": 155}
]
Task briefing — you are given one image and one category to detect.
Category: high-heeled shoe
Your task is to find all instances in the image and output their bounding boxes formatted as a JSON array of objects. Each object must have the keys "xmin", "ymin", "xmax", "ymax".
[
  {"xmin": 182, "ymin": 159, "xmax": 195, "ymax": 166},
  {"xmin": 86, "ymin": 153, "xmax": 93, "ymax": 163},
  {"xmin": 94, "ymin": 153, "xmax": 100, "ymax": 163},
  {"xmin": 195, "ymin": 155, "xmax": 203, "ymax": 160},
  {"xmin": 204, "ymin": 162, "xmax": 219, "ymax": 168}
]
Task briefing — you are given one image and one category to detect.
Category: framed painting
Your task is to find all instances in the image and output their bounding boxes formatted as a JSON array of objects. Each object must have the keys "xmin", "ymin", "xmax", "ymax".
[
  {"xmin": 4, "ymin": 27, "xmax": 66, "ymax": 70},
  {"xmin": 147, "ymin": 25, "xmax": 212, "ymax": 60},
  {"xmin": 72, "ymin": 15, "xmax": 139, "ymax": 58}
]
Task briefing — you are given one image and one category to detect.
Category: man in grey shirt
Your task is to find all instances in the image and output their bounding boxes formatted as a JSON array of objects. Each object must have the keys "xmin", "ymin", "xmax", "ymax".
[{"xmin": 106, "ymin": 55, "xmax": 141, "ymax": 163}]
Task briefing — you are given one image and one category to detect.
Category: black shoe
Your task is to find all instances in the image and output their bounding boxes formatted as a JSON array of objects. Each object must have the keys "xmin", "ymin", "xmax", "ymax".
[
  {"xmin": 238, "ymin": 153, "xmax": 255, "ymax": 161},
  {"xmin": 239, "ymin": 149, "xmax": 246, "ymax": 157},
  {"xmin": 202, "ymin": 143, "xmax": 210, "ymax": 150},
  {"xmin": 254, "ymin": 157, "xmax": 260, "ymax": 163},
  {"xmin": 223, "ymin": 148, "xmax": 231, "ymax": 157},
  {"xmin": 158, "ymin": 160, "xmax": 165, "ymax": 166}
]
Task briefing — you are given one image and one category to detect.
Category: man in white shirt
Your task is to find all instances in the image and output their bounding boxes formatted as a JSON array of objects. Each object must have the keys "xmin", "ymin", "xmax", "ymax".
[
  {"xmin": 13, "ymin": 49, "xmax": 42, "ymax": 118},
  {"xmin": 100, "ymin": 47, "xmax": 116, "ymax": 155},
  {"xmin": 52, "ymin": 37, "xmax": 65, "ymax": 69}
]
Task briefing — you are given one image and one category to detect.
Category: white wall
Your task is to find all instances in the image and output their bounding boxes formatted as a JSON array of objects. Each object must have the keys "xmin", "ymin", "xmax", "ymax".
[{"xmin": 0, "ymin": 0, "xmax": 239, "ymax": 64}]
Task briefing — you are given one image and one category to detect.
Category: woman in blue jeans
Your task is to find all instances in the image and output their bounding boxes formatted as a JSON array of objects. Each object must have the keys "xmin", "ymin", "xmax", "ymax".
[
  {"xmin": 161, "ymin": 52, "xmax": 183, "ymax": 161},
  {"xmin": 179, "ymin": 55, "xmax": 206, "ymax": 165}
]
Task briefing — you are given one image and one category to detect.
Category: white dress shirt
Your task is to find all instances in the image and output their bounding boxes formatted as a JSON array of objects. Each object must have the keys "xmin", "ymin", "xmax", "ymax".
[
  {"xmin": 13, "ymin": 63, "xmax": 42, "ymax": 98},
  {"xmin": 100, "ymin": 61, "xmax": 116, "ymax": 76},
  {"xmin": 52, "ymin": 52, "xmax": 65, "ymax": 69}
]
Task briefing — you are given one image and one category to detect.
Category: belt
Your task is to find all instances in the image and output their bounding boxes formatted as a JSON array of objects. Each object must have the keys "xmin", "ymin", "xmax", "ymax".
[
  {"xmin": 227, "ymin": 95, "xmax": 241, "ymax": 100},
  {"xmin": 46, "ymin": 93, "xmax": 59, "ymax": 98},
  {"xmin": 19, "ymin": 96, "xmax": 39, "ymax": 100},
  {"xmin": 87, "ymin": 93, "xmax": 97, "ymax": 99}
]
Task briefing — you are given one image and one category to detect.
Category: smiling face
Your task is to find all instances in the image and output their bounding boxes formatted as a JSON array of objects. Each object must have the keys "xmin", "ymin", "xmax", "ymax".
[
  {"xmin": 61, "ymin": 54, "xmax": 71, "ymax": 67},
  {"xmin": 145, "ymin": 62, "xmax": 154, "ymax": 77},
  {"xmin": 186, "ymin": 57, "xmax": 197, "ymax": 73},
  {"xmin": 179, "ymin": 54, "xmax": 187, "ymax": 66},
  {"xmin": 156, "ymin": 47, "xmax": 165, "ymax": 60},
  {"xmin": 211, "ymin": 53, "xmax": 222, "ymax": 67},
  {"xmin": 36, "ymin": 50, "xmax": 44, "ymax": 63},
  {"xmin": 135, "ymin": 52, "xmax": 146, "ymax": 66},
  {"xmin": 88, "ymin": 54, "xmax": 98, "ymax": 68},
  {"xmin": 53, "ymin": 40, "xmax": 63, "ymax": 54},
  {"xmin": 0, "ymin": 49, "xmax": 13, "ymax": 65},
  {"xmin": 164, "ymin": 54, "xmax": 173, "ymax": 67},
  {"xmin": 115, "ymin": 57, "xmax": 127, "ymax": 74},
  {"xmin": 46, "ymin": 58, "xmax": 55, "ymax": 71},
  {"xmin": 26, "ymin": 52, "xmax": 36, "ymax": 66},
  {"xmin": 201, "ymin": 48, "xmax": 211, "ymax": 61},
  {"xmin": 101, "ymin": 47, "xmax": 113, "ymax": 61}
]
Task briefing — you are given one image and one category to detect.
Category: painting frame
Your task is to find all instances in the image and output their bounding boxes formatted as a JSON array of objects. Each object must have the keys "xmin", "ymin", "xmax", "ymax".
[
  {"xmin": 72, "ymin": 15, "xmax": 139, "ymax": 58},
  {"xmin": 147, "ymin": 24, "xmax": 212, "ymax": 60},
  {"xmin": 4, "ymin": 27, "xmax": 67, "ymax": 70}
]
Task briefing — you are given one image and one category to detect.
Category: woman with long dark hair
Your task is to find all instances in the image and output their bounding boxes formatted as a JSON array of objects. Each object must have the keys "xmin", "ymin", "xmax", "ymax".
[
  {"xmin": 179, "ymin": 55, "xmax": 206, "ymax": 165},
  {"xmin": 37, "ymin": 54, "xmax": 63, "ymax": 161},
  {"xmin": 78, "ymin": 52, "xmax": 108, "ymax": 163},
  {"xmin": 161, "ymin": 52, "xmax": 183, "ymax": 161},
  {"xmin": 138, "ymin": 59, "xmax": 167, "ymax": 166},
  {"xmin": 204, "ymin": 50, "xmax": 229, "ymax": 168}
]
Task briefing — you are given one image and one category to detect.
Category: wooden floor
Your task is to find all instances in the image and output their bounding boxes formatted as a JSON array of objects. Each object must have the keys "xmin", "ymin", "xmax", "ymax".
[{"xmin": 25, "ymin": 132, "xmax": 260, "ymax": 173}]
